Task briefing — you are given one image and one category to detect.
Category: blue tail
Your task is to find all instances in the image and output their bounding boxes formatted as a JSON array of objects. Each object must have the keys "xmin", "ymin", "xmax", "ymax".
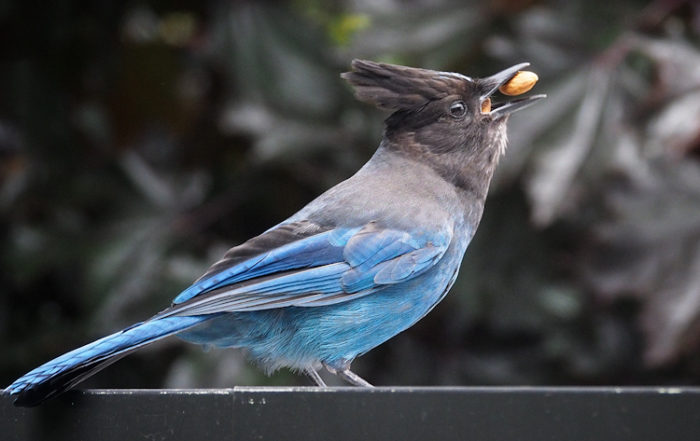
[{"xmin": 4, "ymin": 315, "xmax": 208, "ymax": 406}]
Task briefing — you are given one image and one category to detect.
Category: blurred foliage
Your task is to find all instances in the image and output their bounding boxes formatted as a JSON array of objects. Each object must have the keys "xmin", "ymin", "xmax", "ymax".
[{"xmin": 1, "ymin": 0, "xmax": 699, "ymax": 390}]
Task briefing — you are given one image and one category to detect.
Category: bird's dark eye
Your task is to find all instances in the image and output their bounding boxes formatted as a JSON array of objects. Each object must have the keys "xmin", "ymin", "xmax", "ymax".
[{"xmin": 449, "ymin": 101, "xmax": 466, "ymax": 118}]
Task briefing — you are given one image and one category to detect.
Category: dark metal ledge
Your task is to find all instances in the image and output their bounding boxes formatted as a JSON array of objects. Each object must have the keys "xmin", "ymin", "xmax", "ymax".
[{"xmin": 3, "ymin": 387, "xmax": 699, "ymax": 441}]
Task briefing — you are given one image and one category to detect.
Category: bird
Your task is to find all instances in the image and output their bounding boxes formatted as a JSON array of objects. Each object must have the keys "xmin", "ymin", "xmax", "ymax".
[{"xmin": 5, "ymin": 59, "xmax": 544, "ymax": 406}]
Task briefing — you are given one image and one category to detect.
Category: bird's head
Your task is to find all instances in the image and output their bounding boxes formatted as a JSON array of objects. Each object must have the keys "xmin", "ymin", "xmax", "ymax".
[{"xmin": 342, "ymin": 59, "xmax": 545, "ymax": 166}]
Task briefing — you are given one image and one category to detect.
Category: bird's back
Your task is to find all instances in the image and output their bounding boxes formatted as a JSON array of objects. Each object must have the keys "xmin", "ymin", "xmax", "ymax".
[{"xmin": 288, "ymin": 145, "xmax": 471, "ymax": 237}]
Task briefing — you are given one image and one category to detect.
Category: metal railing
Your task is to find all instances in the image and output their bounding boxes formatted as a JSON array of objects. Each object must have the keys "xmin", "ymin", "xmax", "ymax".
[{"xmin": 3, "ymin": 387, "xmax": 699, "ymax": 441}]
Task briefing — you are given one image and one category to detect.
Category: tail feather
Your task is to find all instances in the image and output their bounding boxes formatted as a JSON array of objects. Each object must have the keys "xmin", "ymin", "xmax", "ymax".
[{"xmin": 4, "ymin": 316, "xmax": 208, "ymax": 407}]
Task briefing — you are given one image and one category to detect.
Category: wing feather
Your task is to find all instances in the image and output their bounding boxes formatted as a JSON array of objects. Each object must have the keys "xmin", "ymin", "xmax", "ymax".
[{"xmin": 161, "ymin": 220, "xmax": 451, "ymax": 318}]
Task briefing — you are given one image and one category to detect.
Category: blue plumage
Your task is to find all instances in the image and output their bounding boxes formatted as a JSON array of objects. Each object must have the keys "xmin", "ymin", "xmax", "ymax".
[
  {"xmin": 6, "ymin": 316, "xmax": 209, "ymax": 405},
  {"xmin": 172, "ymin": 226, "xmax": 358, "ymax": 304},
  {"xmin": 5, "ymin": 59, "xmax": 544, "ymax": 406}
]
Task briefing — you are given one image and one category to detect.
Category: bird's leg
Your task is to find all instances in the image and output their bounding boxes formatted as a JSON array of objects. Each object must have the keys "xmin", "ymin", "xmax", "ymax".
[
  {"xmin": 337, "ymin": 369, "xmax": 374, "ymax": 387},
  {"xmin": 305, "ymin": 368, "xmax": 327, "ymax": 387},
  {"xmin": 323, "ymin": 361, "xmax": 374, "ymax": 387}
]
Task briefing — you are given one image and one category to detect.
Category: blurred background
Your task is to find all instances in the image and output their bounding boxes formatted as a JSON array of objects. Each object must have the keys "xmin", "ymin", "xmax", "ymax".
[{"xmin": 1, "ymin": 0, "xmax": 699, "ymax": 390}]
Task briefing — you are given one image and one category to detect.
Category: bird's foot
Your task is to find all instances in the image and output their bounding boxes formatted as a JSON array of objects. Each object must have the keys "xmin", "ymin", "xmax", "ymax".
[
  {"xmin": 322, "ymin": 361, "xmax": 374, "ymax": 387},
  {"xmin": 337, "ymin": 369, "xmax": 374, "ymax": 387},
  {"xmin": 305, "ymin": 368, "xmax": 327, "ymax": 387}
]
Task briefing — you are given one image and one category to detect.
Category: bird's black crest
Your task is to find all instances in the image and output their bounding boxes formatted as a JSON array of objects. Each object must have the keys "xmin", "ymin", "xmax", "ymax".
[{"xmin": 341, "ymin": 59, "xmax": 472, "ymax": 111}]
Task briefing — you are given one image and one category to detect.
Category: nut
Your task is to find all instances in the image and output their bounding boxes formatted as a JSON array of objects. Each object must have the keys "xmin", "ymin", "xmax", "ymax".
[{"xmin": 498, "ymin": 71, "xmax": 538, "ymax": 96}]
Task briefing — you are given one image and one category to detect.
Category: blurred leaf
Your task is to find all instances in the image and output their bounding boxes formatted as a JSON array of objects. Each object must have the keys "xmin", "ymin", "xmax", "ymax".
[
  {"xmin": 583, "ymin": 160, "xmax": 700, "ymax": 365},
  {"xmin": 328, "ymin": 13, "xmax": 371, "ymax": 46},
  {"xmin": 527, "ymin": 67, "xmax": 612, "ymax": 226}
]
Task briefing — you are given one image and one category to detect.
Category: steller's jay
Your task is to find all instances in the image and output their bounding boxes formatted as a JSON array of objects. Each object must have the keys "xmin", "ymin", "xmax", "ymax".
[{"xmin": 5, "ymin": 60, "xmax": 544, "ymax": 406}]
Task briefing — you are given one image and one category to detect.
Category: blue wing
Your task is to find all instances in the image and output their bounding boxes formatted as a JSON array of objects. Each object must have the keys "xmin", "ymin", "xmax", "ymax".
[{"xmin": 161, "ymin": 220, "xmax": 451, "ymax": 317}]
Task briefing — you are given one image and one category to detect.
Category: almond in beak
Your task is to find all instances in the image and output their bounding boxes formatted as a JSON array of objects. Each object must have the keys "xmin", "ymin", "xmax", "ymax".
[{"xmin": 498, "ymin": 71, "xmax": 538, "ymax": 96}]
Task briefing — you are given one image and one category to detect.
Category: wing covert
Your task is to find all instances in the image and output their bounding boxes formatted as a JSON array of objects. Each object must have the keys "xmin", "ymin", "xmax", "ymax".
[{"xmin": 163, "ymin": 221, "xmax": 452, "ymax": 317}]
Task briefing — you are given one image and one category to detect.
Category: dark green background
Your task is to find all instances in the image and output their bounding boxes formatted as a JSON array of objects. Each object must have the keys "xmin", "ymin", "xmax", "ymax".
[{"xmin": 2, "ymin": 0, "xmax": 699, "ymax": 390}]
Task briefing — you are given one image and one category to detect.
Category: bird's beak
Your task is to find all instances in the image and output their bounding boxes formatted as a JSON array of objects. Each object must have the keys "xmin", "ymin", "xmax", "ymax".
[{"xmin": 480, "ymin": 62, "xmax": 546, "ymax": 117}]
